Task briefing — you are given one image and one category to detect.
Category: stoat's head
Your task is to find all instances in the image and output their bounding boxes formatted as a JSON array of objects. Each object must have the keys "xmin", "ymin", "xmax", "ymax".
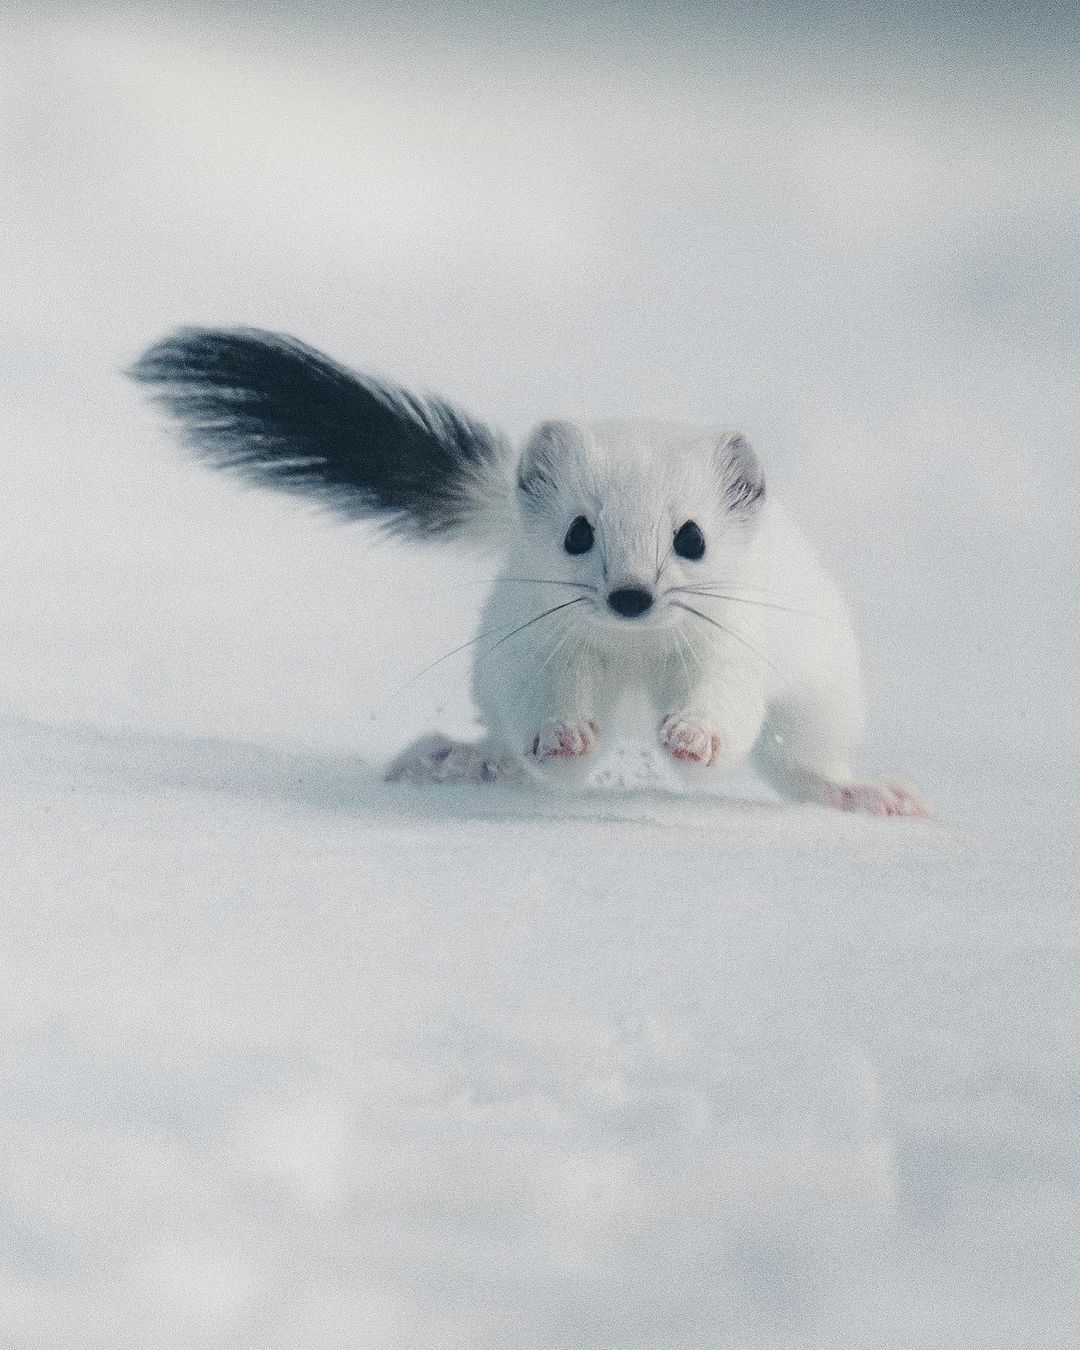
[{"xmin": 515, "ymin": 419, "xmax": 766, "ymax": 630}]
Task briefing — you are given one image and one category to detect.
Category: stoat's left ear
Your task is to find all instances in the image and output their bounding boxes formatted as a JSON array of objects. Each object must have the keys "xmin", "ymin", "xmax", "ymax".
[{"xmin": 715, "ymin": 430, "xmax": 765, "ymax": 514}]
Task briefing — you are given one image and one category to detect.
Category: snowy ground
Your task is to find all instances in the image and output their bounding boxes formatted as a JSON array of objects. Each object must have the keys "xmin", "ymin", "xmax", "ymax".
[
  {"xmin": 4, "ymin": 720, "xmax": 1078, "ymax": 1349},
  {"xmin": 3, "ymin": 5, "xmax": 1080, "ymax": 1347}
]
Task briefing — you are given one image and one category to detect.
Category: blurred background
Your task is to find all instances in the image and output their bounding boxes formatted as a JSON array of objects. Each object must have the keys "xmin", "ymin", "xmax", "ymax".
[{"xmin": 3, "ymin": 1, "xmax": 1078, "ymax": 806}]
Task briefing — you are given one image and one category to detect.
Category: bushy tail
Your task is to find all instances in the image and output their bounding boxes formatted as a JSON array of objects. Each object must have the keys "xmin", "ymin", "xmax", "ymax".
[{"xmin": 129, "ymin": 327, "xmax": 513, "ymax": 545}]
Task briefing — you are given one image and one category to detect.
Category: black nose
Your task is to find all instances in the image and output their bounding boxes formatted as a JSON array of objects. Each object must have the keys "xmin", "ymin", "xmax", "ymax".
[{"xmin": 607, "ymin": 587, "xmax": 654, "ymax": 618}]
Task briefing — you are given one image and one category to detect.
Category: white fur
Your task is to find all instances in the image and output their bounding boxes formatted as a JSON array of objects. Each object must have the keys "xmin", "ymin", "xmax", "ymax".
[{"xmin": 387, "ymin": 419, "xmax": 928, "ymax": 816}]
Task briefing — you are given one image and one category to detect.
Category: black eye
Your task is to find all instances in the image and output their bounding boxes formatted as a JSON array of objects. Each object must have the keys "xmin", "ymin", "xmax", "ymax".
[
  {"xmin": 673, "ymin": 520, "xmax": 705, "ymax": 560},
  {"xmin": 564, "ymin": 515, "xmax": 594, "ymax": 554}
]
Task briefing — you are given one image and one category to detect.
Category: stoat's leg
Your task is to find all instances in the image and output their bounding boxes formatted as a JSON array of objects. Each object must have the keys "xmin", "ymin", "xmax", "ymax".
[
  {"xmin": 385, "ymin": 733, "xmax": 522, "ymax": 786},
  {"xmin": 475, "ymin": 623, "xmax": 609, "ymax": 787},
  {"xmin": 656, "ymin": 648, "xmax": 767, "ymax": 775},
  {"xmin": 753, "ymin": 712, "xmax": 931, "ymax": 819},
  {"xmin": 522, "ymin": 666, "xmax": 605, "ymax": 787}
]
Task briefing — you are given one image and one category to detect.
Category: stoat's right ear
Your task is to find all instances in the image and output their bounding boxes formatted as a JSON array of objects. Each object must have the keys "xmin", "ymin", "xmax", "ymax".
[{"xmin": 516, "ymin": 419, "xmax": 580, "ymax": 506}]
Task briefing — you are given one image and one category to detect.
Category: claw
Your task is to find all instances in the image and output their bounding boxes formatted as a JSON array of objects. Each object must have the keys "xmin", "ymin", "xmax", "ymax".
[
  {"xmin": 659, "ymin": 714, "xmax": 723, "ymax": 767},
  {"xmin": 531, "ymin": 719, "xmax": 600, "ymax": 762}
]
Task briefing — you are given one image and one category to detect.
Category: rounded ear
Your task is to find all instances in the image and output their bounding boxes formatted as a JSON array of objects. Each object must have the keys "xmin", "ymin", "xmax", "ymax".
[
  {"xmin": 716, "ymin": 430, "xmax": 765, "ymax": 513},
  {"xmin": 516, "ymin": 419, "xmax": 579, "ymax": 506}
]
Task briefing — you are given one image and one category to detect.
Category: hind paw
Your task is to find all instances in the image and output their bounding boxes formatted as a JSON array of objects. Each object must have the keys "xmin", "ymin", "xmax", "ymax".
[
  {"xmin": 823, "ymin": 778, "xmax": 931, "ymax": 818},
  {"xmin": 385, "ymin": 735, "xmax": 518, "ymax": 785}
]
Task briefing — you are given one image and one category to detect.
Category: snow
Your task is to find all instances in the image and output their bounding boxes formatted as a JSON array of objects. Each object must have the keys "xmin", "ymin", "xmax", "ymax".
[
  {"xmin": 3, "ymin": 5, "xmax": 1080, "ymax": 1347},
  {"xmin": 5, "ymin": 722, "xmax": 1078, "ymax": 1347}
]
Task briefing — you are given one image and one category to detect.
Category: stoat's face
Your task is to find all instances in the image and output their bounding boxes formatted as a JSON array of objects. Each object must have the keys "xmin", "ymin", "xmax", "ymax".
[{"xmin": 515, "ymin": 418, "xmax": 766, "ymax": 632}]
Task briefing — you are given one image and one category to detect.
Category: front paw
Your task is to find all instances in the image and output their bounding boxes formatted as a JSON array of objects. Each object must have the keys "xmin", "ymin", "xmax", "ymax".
[
  {"xmin": 531, "ymin": 719, "xmax": 600, "ymax": 763},
  {"xmin": 659, "ymin": 713, "xmax": 723, "ymax": 767}
]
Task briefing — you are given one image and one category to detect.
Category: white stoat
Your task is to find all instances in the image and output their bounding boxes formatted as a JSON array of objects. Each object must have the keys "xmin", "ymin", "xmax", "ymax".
[{"xmin": 131, "ymin": 328, "xmax": 928, "ymax": 817}]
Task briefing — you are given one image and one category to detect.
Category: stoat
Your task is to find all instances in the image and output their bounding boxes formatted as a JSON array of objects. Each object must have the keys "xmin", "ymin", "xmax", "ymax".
[{"xmin": 131, "ymin": 327, "xmax": 928, "ymax": 817}]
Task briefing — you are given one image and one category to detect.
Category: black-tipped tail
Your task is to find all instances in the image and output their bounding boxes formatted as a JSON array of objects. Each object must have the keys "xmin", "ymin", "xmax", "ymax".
[{"xmin": 129, "ymin": 327, "xmax": 510, "ymax": 540}]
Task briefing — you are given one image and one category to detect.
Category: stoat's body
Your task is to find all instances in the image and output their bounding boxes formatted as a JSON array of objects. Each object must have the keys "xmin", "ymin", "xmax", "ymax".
[{"xmin": 132, "ymin": 329, "xmax": 927, "ymax": 816}]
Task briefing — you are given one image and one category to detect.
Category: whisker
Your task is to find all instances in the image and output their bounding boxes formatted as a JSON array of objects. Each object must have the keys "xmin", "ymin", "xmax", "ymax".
[
  {"xmin": 683, "ymin": 621, "xmax": 708, "ymax": 681},
  {"xmin": 473, "ymin": 597, "xmax": 589, "ymax": 666},
  {"xmin": 398, "ymin": 598, "xmax": 585, "ymax": 692},
  {"xmin": 671, "ymin": 619, "xmax": 695, "ymax": 696},
  {"xmin": 666, "ymin": 586, "xmax": 834, "ymax": 620},
  {"xmin": 399, "ymin": 630, "xmax": 504, "ymax": 691},
  {"xmin": 517, "ymin": 612, "xmax": 582, "ymax": 711},
  {"xmin": 465, "ymin": 598, "xmax": 589, "ymax": 720},
  {"xmin": 456, "ymin": 577, "xmax": 597, "ymax": 592},
  {"xmin": 655, "ymin": 539, "xmax": 674, "ymax": 585},
  {"xmin": 440, "ymin": 610, "xmax": 579, "ymax": 718},
  {"xmin": 681, "ymin": 578, "xmax": 824, "ymax": 603},
  {"xmin": 497, "ymin": 577, "xmax": 599, "ymax": 592},
  {"xmin": 670, "ymin": 600, "xmax": 788, "ymax": 682}
]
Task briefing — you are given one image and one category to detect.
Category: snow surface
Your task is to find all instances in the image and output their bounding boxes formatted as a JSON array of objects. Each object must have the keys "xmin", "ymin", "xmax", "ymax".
[{"xmin": 3, "ymin": 5, "xmax": 1080, "ymax": 1347}]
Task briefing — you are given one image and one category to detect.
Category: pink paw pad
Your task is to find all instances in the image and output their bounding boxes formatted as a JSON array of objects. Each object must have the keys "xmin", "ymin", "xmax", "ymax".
[
  {"xmin": 823, "ymin": 779, "xmax": 931, "ymax": 819},
  {"xmin": 531, "ymin": 720, "xmax": 599, "ymax": 762},
  {"xmin": 659, "ymin": 715, "xmax": 723, "ymax": 767}
]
